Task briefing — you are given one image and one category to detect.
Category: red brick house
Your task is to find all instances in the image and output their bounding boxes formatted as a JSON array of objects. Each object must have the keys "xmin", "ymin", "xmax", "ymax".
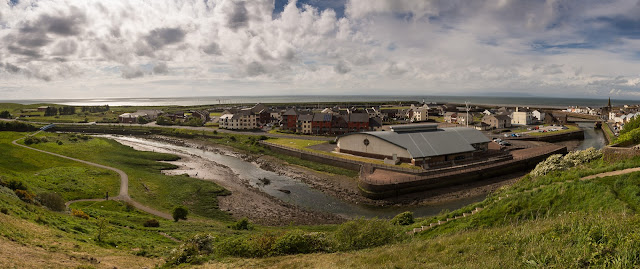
[{"xmin": 282, "ymin": 108, "xmax": 298, "ymax": 131}]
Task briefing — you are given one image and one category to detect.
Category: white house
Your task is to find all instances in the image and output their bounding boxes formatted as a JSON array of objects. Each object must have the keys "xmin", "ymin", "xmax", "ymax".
[
  {"xmin": 511, "ymin": 107, "xmax": 534, "ymax": 125},
  {"xmin": 219, "ymin": 109, "xmax": 258, "ymax": 130},
  {"xmin": 532, "ymin": 110, "xmax": 545, "ymax": 122}
]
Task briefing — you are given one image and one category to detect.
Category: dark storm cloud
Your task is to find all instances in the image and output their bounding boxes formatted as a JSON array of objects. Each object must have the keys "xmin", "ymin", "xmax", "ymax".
[
  {"xmin": 4, "ymin": 62, "xmax": 21, "ymax": 73},
  {"xmin": 7, "ymin": 45, "xmax": 42, "ymax": 58},
  {"xmin": 202, "ymin": 42, "xmax": 222, "ymax": 55},
  {"xmin": 145, "ymin": 27, "xmax": 186, "ymax": 49},
  {"xmin": 228, "ymin": 1, "xmax": 249, "ymax": 30},
  {"xmin": 19, "ymin": 7, "xmax": 87, "ymax": 36},
  {"xmin": 16, "ymin": 33, "xmax": 51, "ymax": 48},
  {"xmin": 152, "ymin": 62, "xmax": 169, "ymax": 74}
]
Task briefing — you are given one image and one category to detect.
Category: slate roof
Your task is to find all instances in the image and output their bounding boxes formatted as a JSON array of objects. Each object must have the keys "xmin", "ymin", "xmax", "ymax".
[
  {"xmin": 349, "ymin": 113, "xmax": 369, "ymax": 123},
  {"xmin": 313, "ymin": 113, "xmax": 333, "ymax": 122},
  {"xmin": 339, "ymin": 125, "xmax": 490, "ymax": 159},
  {"xmin": 298, "ymin": 114, "xmax": 313, "ymax": 122}
]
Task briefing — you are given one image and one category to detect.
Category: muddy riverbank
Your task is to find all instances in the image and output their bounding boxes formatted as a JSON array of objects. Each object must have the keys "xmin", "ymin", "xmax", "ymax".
[{"xmin": 107, "ymin": 135, "xmax": 344, "ymax": 226}]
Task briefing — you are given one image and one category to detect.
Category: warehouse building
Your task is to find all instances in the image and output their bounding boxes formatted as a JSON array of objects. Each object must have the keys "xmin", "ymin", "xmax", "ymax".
[{"xmin": 336, "ymin": 124, "xmax": 490, "ymax": 167}]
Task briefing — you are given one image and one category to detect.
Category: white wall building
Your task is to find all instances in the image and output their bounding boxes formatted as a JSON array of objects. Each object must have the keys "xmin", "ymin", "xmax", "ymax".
[
  {"xmin": 511, "ymin": 107, "xmax": 534, "ymax": 125},
  {"xmin": 219, "ymin": 110, "xmax": 258, "ymax": 130}
]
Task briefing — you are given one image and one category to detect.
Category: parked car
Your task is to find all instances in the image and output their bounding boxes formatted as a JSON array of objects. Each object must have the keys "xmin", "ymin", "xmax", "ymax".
[{"xmin": 499, "ymin": 141, "xmax": 511, "ymax": 146}]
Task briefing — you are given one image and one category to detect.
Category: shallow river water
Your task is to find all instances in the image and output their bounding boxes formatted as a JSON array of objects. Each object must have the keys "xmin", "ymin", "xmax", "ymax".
[
  {"xmin": 100, "ymin": 123, "xmax": 606, "ymax": 219},
  {"xmin": 103, "ymin": 135, "xmax": 485, "ymax": 219}
]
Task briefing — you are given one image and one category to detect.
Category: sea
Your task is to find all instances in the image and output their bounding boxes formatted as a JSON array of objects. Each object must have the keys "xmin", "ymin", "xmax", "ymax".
[{"xmin": 1, "ymin": 95, "xmax": 635, "ymax": 108}]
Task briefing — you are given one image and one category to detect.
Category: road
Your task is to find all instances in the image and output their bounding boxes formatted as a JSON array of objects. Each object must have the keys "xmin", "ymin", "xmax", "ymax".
[{"xmin": 11, "ymin": 131, "xmax": 172, "ymax": 220}]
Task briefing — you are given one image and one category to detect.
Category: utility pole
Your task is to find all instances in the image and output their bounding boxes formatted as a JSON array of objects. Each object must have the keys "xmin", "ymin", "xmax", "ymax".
[{"xmin": 465, "ymin": 101, "xmax": 470, "ymax": 128}]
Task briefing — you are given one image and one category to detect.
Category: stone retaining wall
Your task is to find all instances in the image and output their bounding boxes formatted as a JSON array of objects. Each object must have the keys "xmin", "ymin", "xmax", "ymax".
[
  {"xmin": 359, "ymin": 146, "xmax": 568, "ymax": 199},
  {"xmin": 602, "ymin": 145, "xmax": 640, "ymax": 163}
]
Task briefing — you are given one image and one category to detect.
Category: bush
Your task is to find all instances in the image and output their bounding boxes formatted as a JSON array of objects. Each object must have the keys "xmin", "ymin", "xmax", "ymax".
[
  {"xmin": 166, "ymin": 234, "xmax": 216, "ymax": 265},
  {"xmin": 0, "ymin": 208, "xmax": 8, "ymax": 214},
  {"xmin": 216, "ymin": 236, "xmax": 252, "ymax": 257},
  {"xmin": 37, "ymin": 192, "xmax": 66, "ymax": 211},
  {"xmin": 14, "ymin": 189, "xmax": 35, "ymax": 203},
  {"xmin": 391, "ymin": 211, "xmax": 415, "ymax": 225},
  {"xmin": 228, "ymin": 218, "xmax": 252, "ymax": 230},
  {"xmin": 143, "ymin": 219, "xmax": 160, "ymax": 227},
  {"xmin": 24, "ymin": 136, "xmax": 41, "ymax": 145},
  {"xmin": 72, "ymin": 209, "xmax": 90, "ymax": 220},
  {"xmin": 531, "ymin": 148, "xmax": 602, "ymax": 177},
  {"xmin": 1, "ymin": 179, "xmax": 28, "ymax": 191},
  {"xmin": 172, "ymin": 206, "xmax": 189, "ymax": 222},
  {"xmin": 334, "ymin": 218, "xmax": 405, "ymax": 251},
  {"xmin": 0, "ymin": 110, "xmax": 12, "ymax": 119},
  {"xmin": 272, "ymin": 230, "xmax": 331, "ymax": 255}
]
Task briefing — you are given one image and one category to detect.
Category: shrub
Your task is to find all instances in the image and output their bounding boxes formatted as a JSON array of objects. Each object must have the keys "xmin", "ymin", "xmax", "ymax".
[
  {"xmin": 228, "ymin": 218, "xmax": 252, "ymax": 230},
  {"xmin": 0, "ymin": 110, "xmax": 11, "ymax": 119},
  {"xmin": 272, "ymin": 230, "xmax": 331, "ymax": 255},
  {"xmin": 248, "ymin": 231, "xmax": 279, "ymax": 257},
  {"xmin": 37, "ymin": 192, "xmax": 66, "ymax": 211},
  {"xmin": 1, "ymin": 179, "xmax": 28, "ymax": 191},
  {"xmin": 167, "ymin": 234, "xmax": 217, "ymax": 265},
  {"xmin": 72, "ymin": 209, "xmax": 90, "ymax": 220},
  {"xmin": 229, "ymin": 136, "xmax": 236, "ymax": 141},
  {"xmin": 334, "ymin": 218, "xmax": 405, "ymax": 251},
  {"xmin": 24, "ymin": 136, "xmax": 40, "ymax": 145},
  {"xmin": 531, "ymin": 148, "xmax": 602, "ymax": 177},
  {"xmin": 0, "ymin": 208, "xmax": 8, "ymax": 214},
  {"xmin": 216, "ymin": 236, "xmax": 252, "ymax": 257},
  {"xmin": 57, "ymin": 140, "xmax": 63, "ymax": 145},
  {"xmin": 391, "ymin": 211, "xmax": 415, "ymax": 225},
  {"xmin": 143, "ymin": 219, "xmax": 160, "ymax": 227},
  {"xmin": 172, "ymin": 206, "xmax": 189, "ymax": 222},
  {"xmin": 14, "ymin": 189, "xmax": 35, "ymax": 203}
]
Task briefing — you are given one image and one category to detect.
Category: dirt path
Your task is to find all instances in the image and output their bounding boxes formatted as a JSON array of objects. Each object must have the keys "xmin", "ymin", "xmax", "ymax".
[
  {"xmin": 12, "ymin": 132, "xmax": 172, "ymax": 220},
  {"xmin": 581, "ymin": 167, "xmax": 640, "ymax": 181},
  {"xmin": 113, "ymin": 136, "xmax": 344, "ymax": 226}
]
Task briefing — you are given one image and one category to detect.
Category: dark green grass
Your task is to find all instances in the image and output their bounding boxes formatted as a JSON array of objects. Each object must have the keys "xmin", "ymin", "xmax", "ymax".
[{"xmin": 0, "ymin": 132, "xmax": 119, "ymax": 201}]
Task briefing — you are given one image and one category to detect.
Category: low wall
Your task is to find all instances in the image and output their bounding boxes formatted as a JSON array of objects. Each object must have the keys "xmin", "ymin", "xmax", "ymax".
[
  {"xmin": 359, "ymin": 146, "xmax": 568, "ymax": 199},
  {"xmin": 508, "ymin": 130, "xmax": 584, "ymax": 142},
  {"xmin": 267, "ymin": 144, "xmax": 362, "ymax": 171},
  {"xmin": 602, "ymin": 145, "xmax": 640, "ymax": 163}
]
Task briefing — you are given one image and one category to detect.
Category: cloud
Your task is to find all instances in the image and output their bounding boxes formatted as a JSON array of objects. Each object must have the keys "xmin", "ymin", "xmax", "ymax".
[
  {"xmin": 3, "ymin": 0, "xmax": 640, "ymax": 99},
  {"xmin": 121, "ymin": 66, "xmax": 144, "ymax": 79},
  {"xmin": 334, "ymin": 60, "xmax": 351, "ymax": 74},
  {"xmin": 152, "ymin": 62, "xmax": 169, "ymax": 75},
  {"xmin": 145, "ymin": 27, "xmax": 186, "ymax": 49}
]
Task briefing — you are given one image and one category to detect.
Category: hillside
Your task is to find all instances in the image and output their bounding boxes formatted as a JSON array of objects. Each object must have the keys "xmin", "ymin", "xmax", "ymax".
[{"xmin": 2, "ymin": 129, "xmax": 640, "ymax": 268}]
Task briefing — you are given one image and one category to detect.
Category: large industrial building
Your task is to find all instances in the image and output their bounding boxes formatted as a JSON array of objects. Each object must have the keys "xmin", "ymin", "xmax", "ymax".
[{"xmin": 336, "ymin": 124, "xmax": 491, "ymax": 167}]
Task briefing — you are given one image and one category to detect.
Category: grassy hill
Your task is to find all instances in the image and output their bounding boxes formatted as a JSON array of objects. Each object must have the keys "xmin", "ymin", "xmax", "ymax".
[{"xmin": 3, "ymin": 128, "xmax": 640, "ymax": 268}]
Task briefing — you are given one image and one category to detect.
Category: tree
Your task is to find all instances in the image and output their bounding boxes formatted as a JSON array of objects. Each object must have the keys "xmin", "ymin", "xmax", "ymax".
[
  {"xmin": 137, "ymin": 116, "xmax": 149, "ymax": 124},
  {"xmin": 172, "ymin": 206, "xmax": 189, "ymax": 222},
  {"xmin": 96, "ymin": 217, "xmax": 109, "ymax": 242},
  {"xmin": 0, "ymin": 110, "xmax": 11, "ymax": 119},
  {"xmin": 44, "ymin": 107, "xmax": 58, "ymax": 116}
]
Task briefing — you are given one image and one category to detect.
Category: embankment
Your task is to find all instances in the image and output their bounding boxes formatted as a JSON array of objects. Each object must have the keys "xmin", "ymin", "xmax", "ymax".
[
  {"xmin": 507, "ymin": 129, "xmax": 584, "ymax": 143},
  {"xmin": 359, "ymin": 145, "xmax": 567, "ymax": 199}
]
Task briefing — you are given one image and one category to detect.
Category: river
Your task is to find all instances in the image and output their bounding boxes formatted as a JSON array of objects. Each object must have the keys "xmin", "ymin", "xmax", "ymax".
[
  {"xmin": 101, "ymin": 125, "xmax": 604, "ymax": 219},
  {"xmin": 104, "ymin": 135, "xmax": 485, "ymax": 219},
  {"xmin": 575, "ymin": 121, "xmax": 607, "ymax": 150}
]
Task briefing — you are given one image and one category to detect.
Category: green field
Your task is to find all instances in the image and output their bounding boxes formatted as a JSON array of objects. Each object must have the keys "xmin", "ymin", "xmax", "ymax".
[{"xmin": 5, "ymin": 126, "xmax": 640, "ymax": 267}]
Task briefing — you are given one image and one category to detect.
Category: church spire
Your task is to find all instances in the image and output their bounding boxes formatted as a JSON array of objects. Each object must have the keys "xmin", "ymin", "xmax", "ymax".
[{"xmin": 608, "ymin": 97, "xmax": 611, "ymax": 108}]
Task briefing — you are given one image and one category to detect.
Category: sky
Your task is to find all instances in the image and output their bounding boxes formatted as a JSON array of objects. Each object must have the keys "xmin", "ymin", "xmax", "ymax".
[{"xmin": 2, "ymin": 0, "xmax": 640, "ymax": 100}]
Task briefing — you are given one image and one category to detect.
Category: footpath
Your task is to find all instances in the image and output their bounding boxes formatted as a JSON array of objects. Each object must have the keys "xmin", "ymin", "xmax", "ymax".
[{"xmin": 11, "ymin": 131, "xmax": 172, "ymax": 220}]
